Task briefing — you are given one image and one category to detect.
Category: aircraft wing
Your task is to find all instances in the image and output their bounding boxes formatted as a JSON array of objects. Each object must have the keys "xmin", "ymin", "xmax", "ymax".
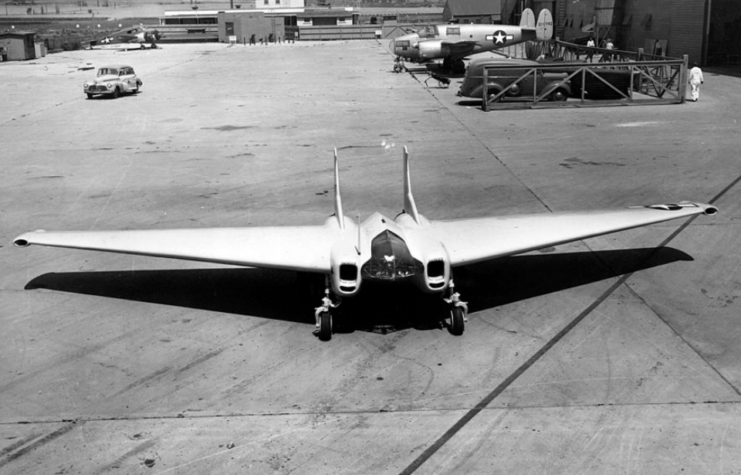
[
  {"xmin": 13, "ymin": 226, "xmax": 340, "ymax": 273},
  {"xmin": 427, "ymin": 202, "xmax": 717, "ymax": 267},
  {"xmin": 442, "ymin": 39, "xmax": 478, "ymax": 58}
]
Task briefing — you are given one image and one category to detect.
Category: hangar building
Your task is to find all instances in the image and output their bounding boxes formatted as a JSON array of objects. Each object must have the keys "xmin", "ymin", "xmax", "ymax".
[
  {"xmin": 510, "ymin": 0, "xmax": 740, "ymax": 65},
  {"xmin": 443, "ymin": 0, "xmax": 501, "ymax": 24}
]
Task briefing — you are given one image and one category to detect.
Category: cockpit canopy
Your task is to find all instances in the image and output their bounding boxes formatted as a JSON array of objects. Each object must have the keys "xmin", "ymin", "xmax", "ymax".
[
  {"xmin": 416, "ymin": 25, "xmax": 439, "ymax": 39},
  {"xmin": 361, "ymin": 230, "xmax": 423, "ymax": 281}
]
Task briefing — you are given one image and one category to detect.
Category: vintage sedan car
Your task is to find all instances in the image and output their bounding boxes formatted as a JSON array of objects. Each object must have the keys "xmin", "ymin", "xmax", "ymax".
[
  {"xmin": 458, "ymin": 57, "xmax": 570, "ymax": 103},
  {"xmin": 84, "ymin": 64, "xmax": 142, "ymax": 99}
]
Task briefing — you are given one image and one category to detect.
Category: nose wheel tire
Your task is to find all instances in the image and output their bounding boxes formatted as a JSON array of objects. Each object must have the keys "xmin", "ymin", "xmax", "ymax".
[
  {"xmin": 318, "ymin": 311, "xmax": 333, "ymax": 341},
  {"xmin": 449, "ymin": 306, "xmax": 465, "ymax": 336}
]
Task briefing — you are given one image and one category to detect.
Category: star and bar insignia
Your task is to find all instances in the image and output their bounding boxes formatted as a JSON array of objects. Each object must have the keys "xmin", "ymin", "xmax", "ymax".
[{"xmin": 486, "ymin": 30, "xmax": 514, "ymax": 45}]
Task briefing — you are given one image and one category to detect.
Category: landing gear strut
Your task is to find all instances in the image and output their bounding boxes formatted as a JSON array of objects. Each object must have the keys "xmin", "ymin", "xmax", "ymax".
[
  {"xmin": 393, "ymin": 57, "xmax": 405, "ymax": 73},
  {"xmin": 314, "ymin": 280, "xmax": 340, "ymax": 341},
  {"xmin": 443, "ymin": 279, "xmax": 468, "ymax": 336},
  {"xmin": 442, "ymin": 58, "xmax": 466, "ymax": 74}
]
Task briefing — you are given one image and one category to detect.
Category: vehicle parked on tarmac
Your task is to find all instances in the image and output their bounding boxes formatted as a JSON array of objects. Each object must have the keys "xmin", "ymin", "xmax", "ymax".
[
  {"xmin": 84, "ymin": 64, "xmax": 142, "ymax": 99},
  {"xmin": 457, "ymin": 57, "xmax": 571, "ymax": 103}
]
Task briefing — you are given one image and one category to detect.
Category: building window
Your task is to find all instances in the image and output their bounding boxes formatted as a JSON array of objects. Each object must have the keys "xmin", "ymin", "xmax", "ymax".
[{"xmin": 264, "ymin": 0, "xmax": 269, "ymax": 4}]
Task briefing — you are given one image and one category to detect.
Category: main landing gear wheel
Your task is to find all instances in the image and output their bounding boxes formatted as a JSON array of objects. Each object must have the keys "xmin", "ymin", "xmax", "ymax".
[
  {"xmin": 449, "ymin": 306, "xmax": 465, "ymax": 336},
  {"xmin": 443, "ymin": 279, "xmax": 468, "ymax": 336},
  {"xmin": 314, "ymin": 280, "xmax": 339, "ymax": 342},
  {"xmin": 452, "ymin": 59, "xmax": 466, "ymax": 74},
  {"xmin": 443, "ymin": 57, "xmax": 465, "ymax": 73},
  {"xmin": 318, "ymin": 311, "xmax": 332, "ymax": 341}
]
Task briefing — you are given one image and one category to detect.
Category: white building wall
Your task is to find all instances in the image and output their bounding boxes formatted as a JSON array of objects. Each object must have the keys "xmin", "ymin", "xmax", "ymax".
[{"xmin": 255, "ymin": 0, "xmax": 304, "ymax": 8}]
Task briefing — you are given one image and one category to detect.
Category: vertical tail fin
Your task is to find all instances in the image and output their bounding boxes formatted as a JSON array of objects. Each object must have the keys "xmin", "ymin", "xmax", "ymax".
[
  {"xmin": 334, "ymin": 148, "xmax": 345, "ymax": 230},
  {"xmin": 536, "ymin": 8, "xmax": 554, "ymax": 40},
  {"xmin": 519, "ymin": 7, "xmax": 535, "ymax": 28},
  {"xmin": 403, "ymin": 146, "xmax": 421, "ymax": 225}
]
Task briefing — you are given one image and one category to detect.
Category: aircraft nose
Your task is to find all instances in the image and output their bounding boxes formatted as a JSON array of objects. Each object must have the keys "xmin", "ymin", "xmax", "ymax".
[{"xmin": 389, "ymin": 39, "xmax": 395, "ymax": 52}]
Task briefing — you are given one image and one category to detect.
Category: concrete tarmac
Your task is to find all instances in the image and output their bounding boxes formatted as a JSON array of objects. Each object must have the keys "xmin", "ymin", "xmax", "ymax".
[{"xmin": 2, "ymin": 41, "xmax": 741, "ymax": 474}]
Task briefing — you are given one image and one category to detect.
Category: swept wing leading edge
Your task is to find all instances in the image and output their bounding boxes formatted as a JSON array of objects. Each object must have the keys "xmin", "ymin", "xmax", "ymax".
[
  {"xmin": 427, "ymin": 202, "xmax": 718, "ymax": 267},
  {"xmin": 13, "ymin": 225, "xmax": 340, "ymax": 272}
]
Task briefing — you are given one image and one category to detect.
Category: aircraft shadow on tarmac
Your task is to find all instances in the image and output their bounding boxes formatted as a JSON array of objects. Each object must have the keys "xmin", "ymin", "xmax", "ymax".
[{"xmin": 25, "ymin": 247, "xmax": 692, "ymax": 335}]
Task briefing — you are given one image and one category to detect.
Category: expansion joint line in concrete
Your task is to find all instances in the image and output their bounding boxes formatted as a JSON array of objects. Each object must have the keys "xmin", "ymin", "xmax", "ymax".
[
  {"xmin": 610, "ymin": 172, "xmax": 741, "ymax": 398},
  {"xmin": 398, "ymin": 173, "xmax": 741, "ymax": 475}
]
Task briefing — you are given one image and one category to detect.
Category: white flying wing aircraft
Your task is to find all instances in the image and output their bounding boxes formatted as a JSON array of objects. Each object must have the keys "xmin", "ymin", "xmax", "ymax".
[{"xmin": 14, "ymin": 148, "xmax": 718, "ymax": 341}]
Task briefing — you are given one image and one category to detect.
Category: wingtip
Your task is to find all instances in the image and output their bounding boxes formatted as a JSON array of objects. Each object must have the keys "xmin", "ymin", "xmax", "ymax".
[
  {"xmin": 13, "ymin": 230, "xmax": 45, "ymax": 247},
  {"xmin": 703, "ymin": 204, "xmax": 719, "ymax": 215},
  {"xmin": 633, "ymin": 201, "xmax": 719, "ymax": 215},
  {"xmin": 679, "ymin": 201, "xmax": 719, "ymax": 215}
]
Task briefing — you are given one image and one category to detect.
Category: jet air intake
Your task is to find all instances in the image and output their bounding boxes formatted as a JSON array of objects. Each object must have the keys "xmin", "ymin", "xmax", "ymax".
[{"xmin": 330, "ymin": 240, "xmax": 362, "ymax": 297}]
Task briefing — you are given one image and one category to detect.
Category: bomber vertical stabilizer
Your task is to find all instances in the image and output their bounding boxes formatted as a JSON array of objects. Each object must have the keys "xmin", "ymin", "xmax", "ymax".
[
  {"xmin": 519, "ymin": 8, "xmax": 535, "ymax": 28},
  {"xmin": 403, "ymin": 147, "xmax": 421, "ymax": 225},
  {"xmin": 536, "ymin": 9, "xmax": 554, "ymax": 40}
]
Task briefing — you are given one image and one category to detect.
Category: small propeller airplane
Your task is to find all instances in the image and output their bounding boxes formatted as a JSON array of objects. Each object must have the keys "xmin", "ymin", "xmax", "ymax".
[
  {"xmin": 14, "ymin": 148, "xmax": 718, "ymax": 341},
  {"xmin": 88, "ymin": 24, "xmax": 162, "ymax": 50},
  {"xmin": 391, "ymin": 8, "xmax": 554, "ymax": 72}
]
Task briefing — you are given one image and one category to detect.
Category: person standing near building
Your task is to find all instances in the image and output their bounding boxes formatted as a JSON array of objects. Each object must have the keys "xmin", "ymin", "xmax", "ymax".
[
  {"xmin": 600, "ymin": 38, "xmax": 615, "ymax": 62},
  {"xmin": 688, "ymin": 62, "xmax": 704, "ymax": 102},
  {"xmin": 586, "ymin": 36, "xmax": 595, "ymax": 62}
]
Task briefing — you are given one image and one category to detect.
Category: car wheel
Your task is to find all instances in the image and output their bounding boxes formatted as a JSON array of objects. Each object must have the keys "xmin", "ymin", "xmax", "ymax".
[
  {"xmin": 551, "ymin": 89, "xmax": 568, "ymax": 102},
  {"xmin": 111, "ymin": 87, "xmax": 120, "ymax": 99},
  {"xmin": 486, "ymin": 91, "xmax": 502, "ymax": 103},
  {"xmin": 86, "ymin": 93, "xmax": 93, "ymax": 99}
]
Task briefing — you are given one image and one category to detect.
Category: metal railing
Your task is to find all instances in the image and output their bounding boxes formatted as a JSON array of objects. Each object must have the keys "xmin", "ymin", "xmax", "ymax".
[{"xmin": 481, "ymin": 55, "xmax": 688, "ymax": 111}]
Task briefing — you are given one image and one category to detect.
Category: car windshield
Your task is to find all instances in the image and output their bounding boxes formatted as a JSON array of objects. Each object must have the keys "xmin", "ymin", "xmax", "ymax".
[{"xmin": 98, "ymin": 68, "xmax": 118, "ymax": 76}]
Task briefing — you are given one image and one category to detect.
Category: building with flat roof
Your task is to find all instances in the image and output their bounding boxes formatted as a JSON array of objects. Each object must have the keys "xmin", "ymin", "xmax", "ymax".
[
  {"xmin": 443, "ymin": 0, "xmax": 501, "ymax": 24},
  {"xmin": 0, "ymin": 31, "xmax": 36, "ymax": 61}
]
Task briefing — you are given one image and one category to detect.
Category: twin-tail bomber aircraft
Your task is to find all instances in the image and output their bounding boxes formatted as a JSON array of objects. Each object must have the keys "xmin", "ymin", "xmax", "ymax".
[
  {"xmin": 14, "ymin": 148, "xmax": 718, "ymax": 341},
  {"xmin": 391, "ymin": 8, "xmax": 554, "ymax": 72},
  {"xmin": 88, "ymin": 24, "xmax": 161, "ymax": 50}
]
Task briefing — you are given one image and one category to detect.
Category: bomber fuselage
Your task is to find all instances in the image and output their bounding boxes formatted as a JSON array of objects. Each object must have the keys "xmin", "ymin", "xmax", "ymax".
[{"xmin": 391, "ymin": 24, "xmax": 536, "ymax": 62}]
